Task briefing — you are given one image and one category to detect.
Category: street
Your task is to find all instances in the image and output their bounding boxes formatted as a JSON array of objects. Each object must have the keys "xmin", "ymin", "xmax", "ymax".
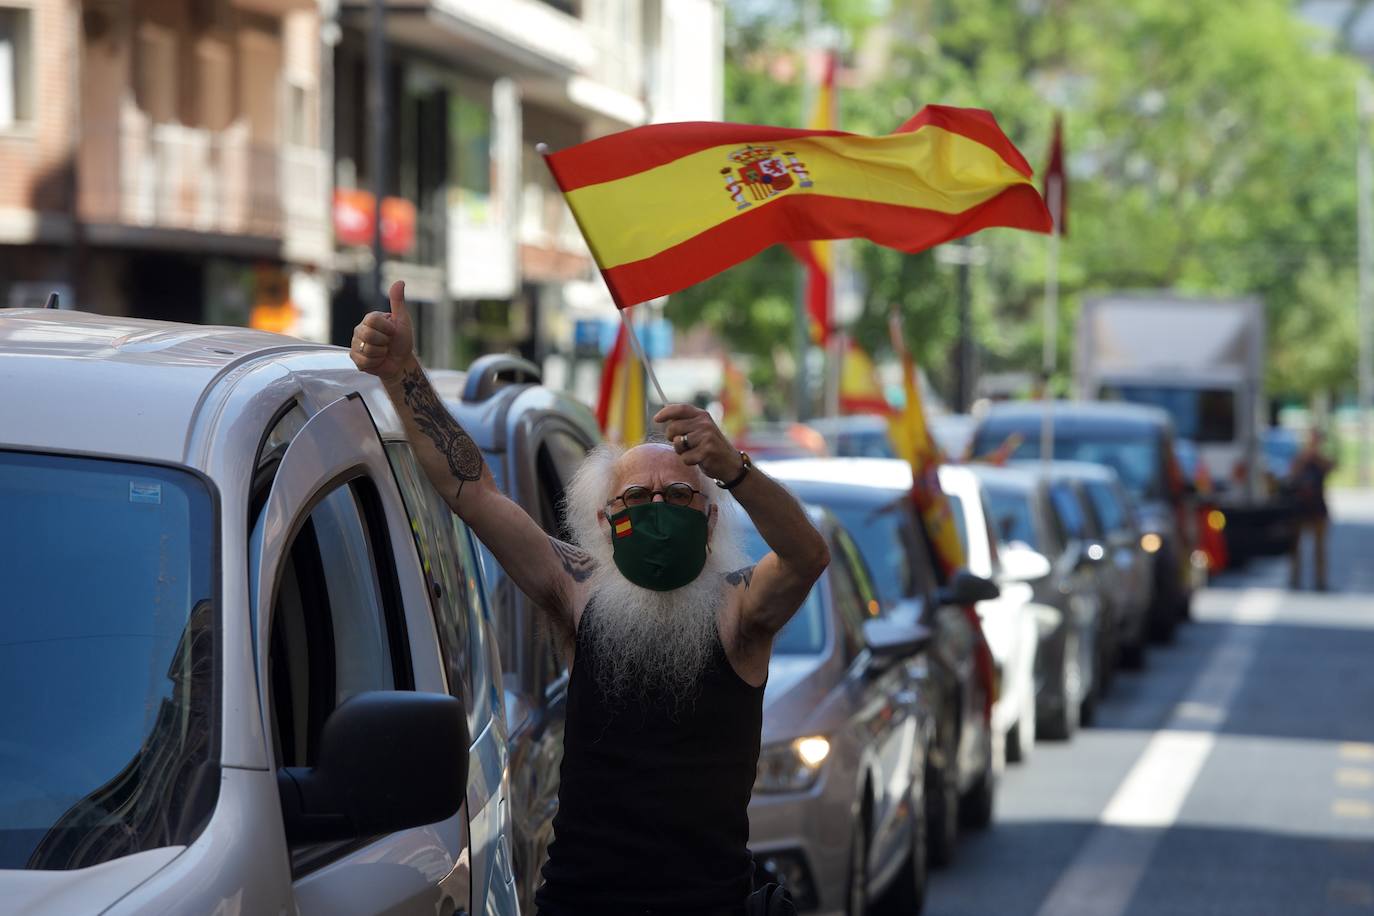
[{"xmin": 929, "ymin": 490, "xmax": 1374, "ymax": 916}]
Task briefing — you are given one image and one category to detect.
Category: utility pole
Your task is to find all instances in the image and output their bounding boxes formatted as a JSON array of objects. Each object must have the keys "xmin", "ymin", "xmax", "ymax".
[
  {"xmin": 368, "ymin": 0, "xmax": 389, "ymax": 308},
  {"xmin": 1357, "ymin": 79, "xmax": 1372, "ymax": 485}
]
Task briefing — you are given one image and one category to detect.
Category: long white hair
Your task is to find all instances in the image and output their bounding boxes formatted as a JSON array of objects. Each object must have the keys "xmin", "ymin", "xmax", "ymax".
[{"xmin": 562, "ymin": 442, "xmax": 747, "ymax": 707}]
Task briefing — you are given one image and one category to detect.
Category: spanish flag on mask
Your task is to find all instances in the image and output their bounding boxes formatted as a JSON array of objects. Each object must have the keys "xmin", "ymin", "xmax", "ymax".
[{"xmin": 542, "ymin": 105, "xmax": 1051, "ymax": 308}]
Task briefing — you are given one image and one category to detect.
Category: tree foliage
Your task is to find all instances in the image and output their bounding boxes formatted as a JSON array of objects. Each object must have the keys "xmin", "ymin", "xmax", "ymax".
[{"xmin": 668, "ymin": 0, "xmax": 1365, "ymax": 406}]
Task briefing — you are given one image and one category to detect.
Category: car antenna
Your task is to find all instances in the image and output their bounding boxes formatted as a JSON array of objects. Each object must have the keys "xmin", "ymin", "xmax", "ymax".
[{"xmin": 44, "ymin": 291, "xmax": 59, "ymax": 309}]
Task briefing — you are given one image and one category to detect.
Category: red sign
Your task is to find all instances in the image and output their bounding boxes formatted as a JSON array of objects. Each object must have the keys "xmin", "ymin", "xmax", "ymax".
[{"xmin": 333, "ymin": 189, "xmax": 417, "ymax": 255}]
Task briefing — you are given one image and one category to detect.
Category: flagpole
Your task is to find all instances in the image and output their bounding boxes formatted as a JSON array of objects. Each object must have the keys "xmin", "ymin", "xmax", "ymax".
[
  {"xmin": 618, "ymin": 307, "xmax": 669, "ymax": 407},
  {"xmin": 1040, "ymin": 173, "xmax": 1062, "ymax": 470}
]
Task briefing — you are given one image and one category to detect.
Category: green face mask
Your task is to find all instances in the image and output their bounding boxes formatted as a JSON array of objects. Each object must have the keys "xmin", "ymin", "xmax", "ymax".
[{"xmin": 608, "ymin": 502, "xmax": 709, "ymax": 592}]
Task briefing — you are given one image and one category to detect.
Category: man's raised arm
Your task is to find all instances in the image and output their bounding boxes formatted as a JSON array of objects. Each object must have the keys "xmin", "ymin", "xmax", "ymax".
[
  {"xmin": 351, "ymin": 281, "xmax": 590, "ymax": 635},
  {"xmin": 654, "ymin": 404, "xmax": 830, "ymax": 641}
]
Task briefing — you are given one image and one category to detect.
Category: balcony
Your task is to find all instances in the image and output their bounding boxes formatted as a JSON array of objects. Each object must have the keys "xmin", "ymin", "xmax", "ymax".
[{"xmin": 78, "ymin": 103, "xmax": 330, "ymax": 262}]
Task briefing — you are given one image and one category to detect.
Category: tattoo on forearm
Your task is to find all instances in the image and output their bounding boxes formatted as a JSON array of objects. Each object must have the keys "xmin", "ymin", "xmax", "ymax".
[
  {"xmin": 549, "ymin": 537, "xmax": 595, "ymax": 583},
  {"xmin": 725, "ymin": 565, "xmax": 755, "ymax": 588},
  {"xmin": 401, "ymin": 367, "xmax": 484, "ymax": 497}
]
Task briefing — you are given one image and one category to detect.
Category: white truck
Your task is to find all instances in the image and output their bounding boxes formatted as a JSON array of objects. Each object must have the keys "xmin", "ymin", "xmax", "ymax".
[{"xmin": 1076, "ymin": 292, "xmax": 1266, "ymax": 504}]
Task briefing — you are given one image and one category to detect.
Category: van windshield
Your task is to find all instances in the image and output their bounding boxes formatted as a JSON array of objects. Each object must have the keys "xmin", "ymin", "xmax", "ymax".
[
  {"xmin": 1101, "ymin": 384, "xmax": 1236, "ymax": 444},
  {"xmin": 0, "ymin": 451, "xmax": 218, "ymax": 870}
]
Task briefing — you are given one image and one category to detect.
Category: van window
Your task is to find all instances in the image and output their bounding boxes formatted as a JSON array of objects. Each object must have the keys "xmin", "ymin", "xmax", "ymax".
[
  {"xmin": 385, "ymin": 443, "xmax": 477, "ymax": 724},
  {"xmin": 827, "ymin": 548, "xmax": 868, "ymax": 660},
  {"xmin": 268, "ymin": 480, "xmax": 410, "ymax": 771},
  {"xmin": 1049, "ymin": 482, "xmax": 1088, "ymax": 541},
  {"xmin": 0, "ymin": 451, "xmax": 217, "ymax": 870}
]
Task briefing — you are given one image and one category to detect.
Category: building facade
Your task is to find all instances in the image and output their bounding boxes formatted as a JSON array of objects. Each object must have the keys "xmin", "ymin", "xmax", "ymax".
[
  {"xmin": 0, "ymin": 0, "xmax": 332, "ymax": 336},
  {"xmin": 329, "ymin": 0, "xmax": 723, "ymax": 369}
]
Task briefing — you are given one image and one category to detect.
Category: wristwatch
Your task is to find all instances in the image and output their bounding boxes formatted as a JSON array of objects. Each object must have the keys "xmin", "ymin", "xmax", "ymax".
[{"xmin": 716, "ymin": 450, "xmax": 753, "ymax": 490}]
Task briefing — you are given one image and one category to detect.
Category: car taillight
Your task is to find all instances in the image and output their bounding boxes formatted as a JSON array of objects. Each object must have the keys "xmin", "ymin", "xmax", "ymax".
[{"xmin": 1232, "ymin": 459, "xmax": 1248, "ymax": 484}]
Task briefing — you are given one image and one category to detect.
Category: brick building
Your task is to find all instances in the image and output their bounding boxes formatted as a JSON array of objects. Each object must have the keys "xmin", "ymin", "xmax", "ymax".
[{"xmin": 0, "ymin": 0, "xmax": 331, "ymax": 336}]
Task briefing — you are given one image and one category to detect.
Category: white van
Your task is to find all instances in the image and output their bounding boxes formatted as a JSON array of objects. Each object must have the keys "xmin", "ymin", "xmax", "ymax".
[{"xmin": 0, "ymin": 309, "xmax": 519, "ymax": 915}]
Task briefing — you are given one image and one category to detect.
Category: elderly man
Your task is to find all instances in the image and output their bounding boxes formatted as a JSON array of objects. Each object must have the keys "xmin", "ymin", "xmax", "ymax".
[{"xmin": 352, "ymin": 283, "xmax": 829, "ymax": 916}]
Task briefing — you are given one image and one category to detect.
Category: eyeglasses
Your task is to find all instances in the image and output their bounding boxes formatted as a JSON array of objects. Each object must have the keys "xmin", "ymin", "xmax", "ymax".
[{"xmin": 608, "ymin": 482, "xmax": 703, "ymax": 509}]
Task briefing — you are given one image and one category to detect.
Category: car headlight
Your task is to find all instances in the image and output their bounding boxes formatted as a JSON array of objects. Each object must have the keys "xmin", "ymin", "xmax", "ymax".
[
  {"xmin": 1140, "ymin": 532, "xmax": 1163, "ymax": 554},
  {"xmin": 755, "ymin": 736, "xmax": 830, "ymax": 793}
]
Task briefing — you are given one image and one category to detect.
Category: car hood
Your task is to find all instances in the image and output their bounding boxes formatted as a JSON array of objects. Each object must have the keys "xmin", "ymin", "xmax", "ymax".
[
  {"xmin": 0, "ymin": 847, "xmax": 183, "ymax": 915},
  {"xmin": 764, "ymin": 654, "xmax": 827, "ymax": 709}
]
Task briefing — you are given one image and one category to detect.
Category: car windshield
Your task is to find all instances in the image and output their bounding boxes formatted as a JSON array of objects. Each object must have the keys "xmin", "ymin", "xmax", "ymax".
[
  {"xmin": 982, "ymin": 427, "xmax": 1164, "ymax": 501},
  {"xmin": 828, "ymin": 429, "xmax": 896, "ymax": 459},
  {"xmin": 1100, "ymin": 384, "xmax": 1236, "ymax": 444},
  {"xmin": 825, "ymin": 499, "xmax": 922, "ymax": 607},
  {"xmin": 984, "ymin": 486, "xmax": 1040, "ymax": 551},
  {"xmin": 741, "ymin": 526, "xmax": 827, "ymax": 655},
  {"xmin": 0, "ymin": 451, "xmax": 217, "ymax": 870}
]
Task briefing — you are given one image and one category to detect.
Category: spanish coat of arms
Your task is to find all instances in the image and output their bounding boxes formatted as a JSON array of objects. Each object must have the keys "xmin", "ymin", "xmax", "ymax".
[{"xmin": 719, "ymin": 145, "xmax": 814, "ymax": 210}]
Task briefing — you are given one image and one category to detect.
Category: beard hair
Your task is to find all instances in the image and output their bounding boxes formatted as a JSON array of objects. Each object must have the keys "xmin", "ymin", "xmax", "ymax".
[{"xmin": 570, "ymin": 492, "xmax": 749, "ymax": 710}]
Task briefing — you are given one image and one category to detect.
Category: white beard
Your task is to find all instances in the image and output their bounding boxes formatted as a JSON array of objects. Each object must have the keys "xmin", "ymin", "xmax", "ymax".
[{"xmin": 573, "ymin": 506, "xmax": 748, "ymax": 709}]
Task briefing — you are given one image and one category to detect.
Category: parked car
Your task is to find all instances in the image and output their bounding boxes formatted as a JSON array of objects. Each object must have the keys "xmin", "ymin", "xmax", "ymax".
[
  {"xmin": 433, "ymin": 358, "xmax": 601, "ymax": 913},
  {"xmin": 937, "ymin": 465, "xmax": 1042, "ymax": 763},
  {"xmin": 1054, "ymin": 462, "xmax": 1154, "ymax": 669},
  {"xmin": 759, "ymin": 458, "xmax": 999, "ymax": 867},
  {"xmin": 970, "ymin": 401, "xmax": 1196, "ymax": 640},
  {"xmin": 971, "ymin": 464, "xmax": 1105, "ymax": 740},
  {"xmin": 806, "ymin": 414, "xmax": 898, "ymax": 459},
  {"xmin": 744, "ymin": 508, "xmax": 933, "ymax": 916},
  {"xmin": 0, "ymin": 310, "xmax": 517, "ymax": 915}
]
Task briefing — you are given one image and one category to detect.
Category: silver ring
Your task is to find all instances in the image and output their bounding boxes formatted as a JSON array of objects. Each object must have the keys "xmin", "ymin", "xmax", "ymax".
[
  {"xmin": 358, "ymin": 340, "xmax": 367, "ymax": 354},
  {"xmin": 680, "ymin": 434, "xmax": 690, "ymax": 451}
]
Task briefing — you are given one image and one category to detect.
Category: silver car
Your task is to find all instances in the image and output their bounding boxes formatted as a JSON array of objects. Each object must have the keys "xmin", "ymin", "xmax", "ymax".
[
  {"xmin": 744, "ymin": 508, "xmax": 934, "ymax": 916},
  {"xmin": 0, "ymin": 309, "xmax": 518, "ymax": 915}
]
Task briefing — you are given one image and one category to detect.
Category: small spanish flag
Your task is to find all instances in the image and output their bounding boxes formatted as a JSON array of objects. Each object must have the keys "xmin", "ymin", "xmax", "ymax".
[
  {"xmin": 613, "ymin": 515, "xmax": 634, "ymax": 539},
  {"xmin": 542, "ymin": 105, "xmax": 1051, "ymax": 308}
]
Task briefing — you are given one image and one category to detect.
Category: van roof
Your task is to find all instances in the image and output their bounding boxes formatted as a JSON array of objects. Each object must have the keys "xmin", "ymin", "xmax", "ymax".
[
  {"xmin": 977, "ymin": 400, "xmax": 1171, "ymax": 435},
  {"xmin": 0, "ymin": 309, "xmax": 333, "ymax": 462}
]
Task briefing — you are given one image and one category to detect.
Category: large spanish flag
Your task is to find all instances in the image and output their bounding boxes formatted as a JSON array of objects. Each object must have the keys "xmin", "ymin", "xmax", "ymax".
[{"xmin": 543, "ymin": 105, "xmax": 1052, "ymax": 309}]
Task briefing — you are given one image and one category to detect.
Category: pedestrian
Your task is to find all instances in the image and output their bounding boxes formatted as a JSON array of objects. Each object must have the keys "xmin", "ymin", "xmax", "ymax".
[
  {"xmin": 352, "ymin": 282, "xmax": 828, "ymax": 916},
  {"xmin": 1288, "ymin": 427, "xmax": 1335, "ymax": 590}
]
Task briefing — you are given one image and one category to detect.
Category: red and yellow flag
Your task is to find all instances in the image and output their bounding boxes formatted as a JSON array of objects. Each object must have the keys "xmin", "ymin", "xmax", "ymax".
[
  {"xmin": 785, "ymin": 50, "xmax": 838, "ymax": 344},
  {"xmin": 595, "ymin": 323, "xmax": 646, "ymax": 445},
  {"xmin": 886, "ymin": 314, "xmax": 965, "ymax": 575},
  {"xmin": 720, "ymin": 355, "xmax": 750, "ymax": 440},
  {"xmin": 838, "ymin": 336, "xmax": 893, "ymax": 416},
  {"xmin": 543, "ymin": 106, "xmax": 1052, "ymax": 309}
]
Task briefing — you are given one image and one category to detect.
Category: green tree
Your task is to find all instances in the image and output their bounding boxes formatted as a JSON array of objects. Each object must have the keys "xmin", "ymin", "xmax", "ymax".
[{"xmin": 670, "ymin": 0, "xmax": 1366, "ymax": 405}]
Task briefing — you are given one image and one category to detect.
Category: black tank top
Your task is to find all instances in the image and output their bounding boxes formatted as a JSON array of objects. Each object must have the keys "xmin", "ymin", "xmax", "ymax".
[{"xmin": 535, "ymin": 600, "xmax": 765, "ymax": 916}]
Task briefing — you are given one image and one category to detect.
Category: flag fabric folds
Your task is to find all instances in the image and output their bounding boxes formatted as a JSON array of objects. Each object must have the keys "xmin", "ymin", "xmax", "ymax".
[
  {"xmin": 838, "ymin": 337, "xmax": 893, "ymax": 416},
  {"xmin": 543, "ymin": 105, "xmax": 1053, "ymax": 309},
  {"xmin": 719, "ymin": 356, "xmax": 750, "ymax": 440},
  {"xmin": 595, "ymin": 323, "xmax": 646, "ymax": 444},
  {"xmin": 1043, "ymin": 113, "xmax": 1068, "ymax": 235},
  {"xmin": 784, "ymin": 50, "xmax": 839, "ymax": 344},
  {"xmin": 886, "ymin": 315, "xmax": 965, "ymax": 575}
]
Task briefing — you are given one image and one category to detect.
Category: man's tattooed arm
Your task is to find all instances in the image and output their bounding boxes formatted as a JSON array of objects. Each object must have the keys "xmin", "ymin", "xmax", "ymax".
[
  {"xmin": 549, "ymin": 537, "xmax": 595, "ymax": 583},
  {"xmin": 399, "ymin": 366, "xmax": 484, "ymax": 500},
  {"xmin": 725, "ymin": 565, "xmax": 756, "ymax": 589}
]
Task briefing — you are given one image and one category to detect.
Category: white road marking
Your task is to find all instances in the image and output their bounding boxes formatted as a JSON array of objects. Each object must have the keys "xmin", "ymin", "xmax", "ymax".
[
  {"xmin": 1034, "ymin": 589, "xmax": 1280, "ymax": 916},
  {"xmin": 1336, "ymin": 768, "xmax": 1374, "ymax": 789}
]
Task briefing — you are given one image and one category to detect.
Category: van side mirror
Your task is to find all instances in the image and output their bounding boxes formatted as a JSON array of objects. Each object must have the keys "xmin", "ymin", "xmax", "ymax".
[
  {"xmin": 277, "ymin": 691, "xmax": 469, "ymax": 846},
  {"xmin": 937, "ymin": 568, "xmax": 1000, "ymax": 606}
]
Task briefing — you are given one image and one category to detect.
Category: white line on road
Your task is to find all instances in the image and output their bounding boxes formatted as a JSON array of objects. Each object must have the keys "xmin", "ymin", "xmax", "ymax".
[{"xmin": 1033, "ymin": 589, "xmax": 1280, "ymax": 916}]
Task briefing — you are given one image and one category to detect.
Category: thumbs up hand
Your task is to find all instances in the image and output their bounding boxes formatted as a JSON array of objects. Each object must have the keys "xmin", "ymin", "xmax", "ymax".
[{"xmin": 351, "ymin": 280, "xmax": 415, "ymax": 383}]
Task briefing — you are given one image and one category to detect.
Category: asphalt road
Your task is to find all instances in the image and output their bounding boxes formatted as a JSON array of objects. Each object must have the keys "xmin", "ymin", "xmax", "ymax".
[{"xmin": 927, "ymin": 489, "xmax": 1374, "ymax": 916}]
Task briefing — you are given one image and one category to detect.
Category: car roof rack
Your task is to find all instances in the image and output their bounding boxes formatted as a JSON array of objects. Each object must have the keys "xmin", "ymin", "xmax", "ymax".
[{"xmin": 462, "ymin": 353, "xmax": 542, "ymax": 403}]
